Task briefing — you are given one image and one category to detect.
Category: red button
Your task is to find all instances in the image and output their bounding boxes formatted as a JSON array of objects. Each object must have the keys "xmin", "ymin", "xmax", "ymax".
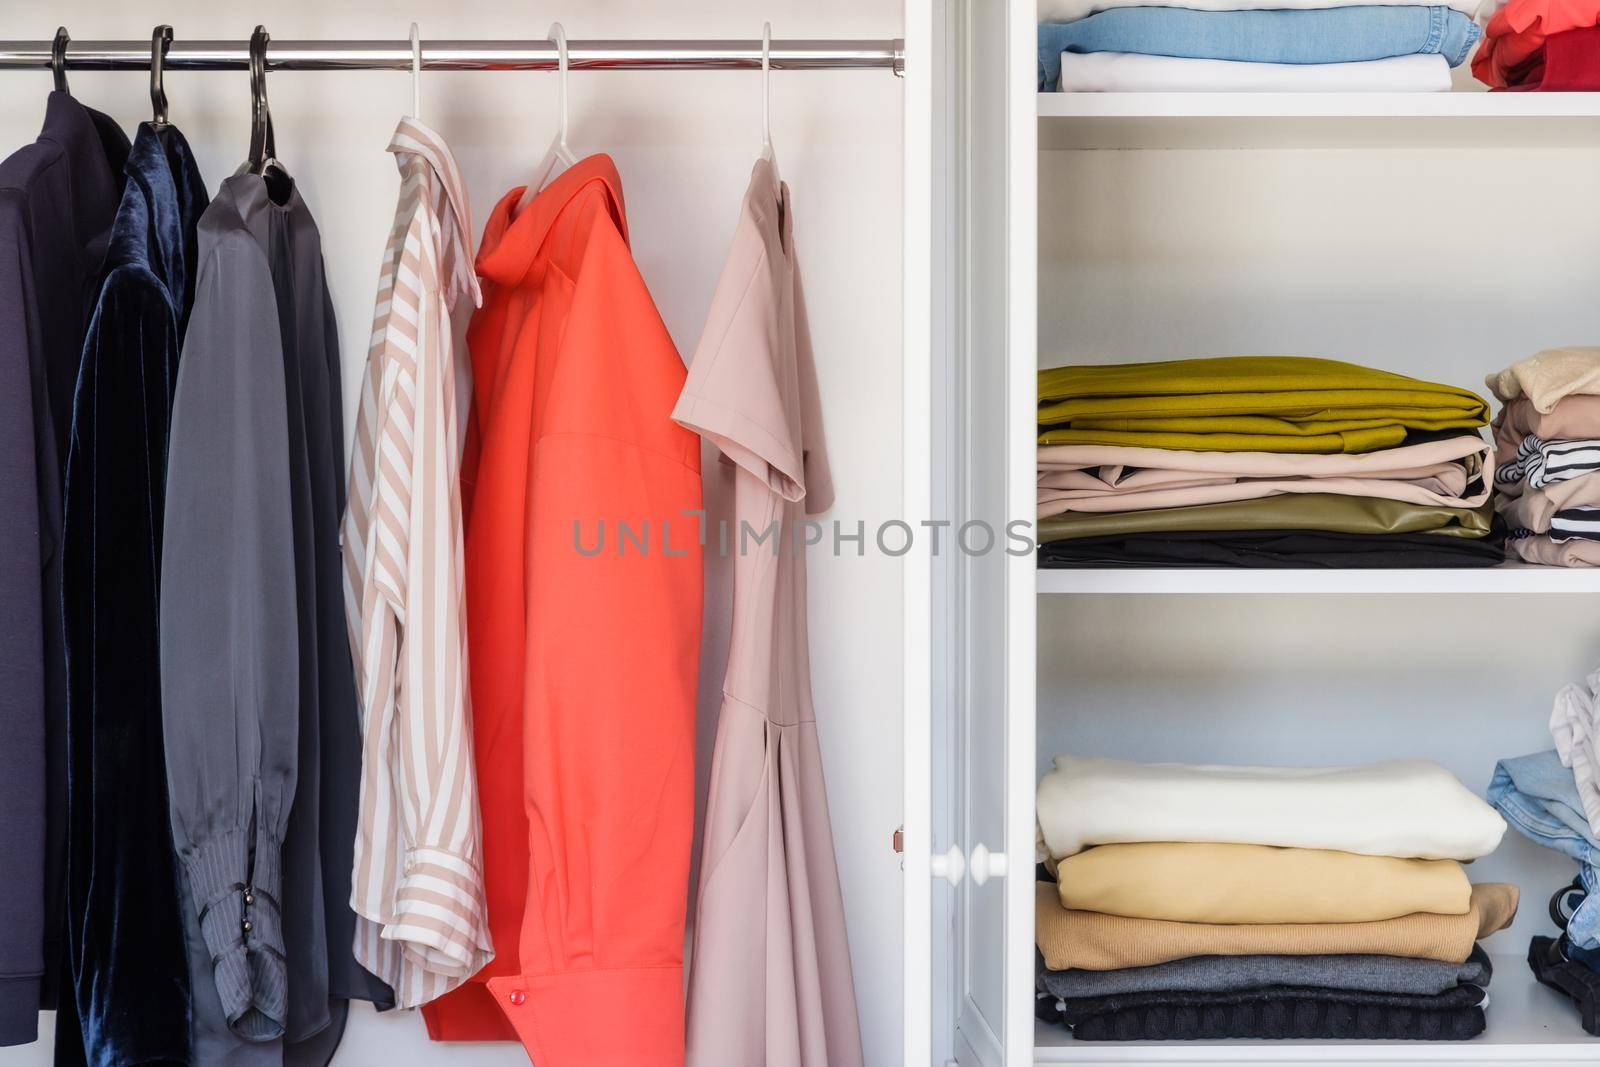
[{"xmin": 509, "ymin": 990, "xmax": 526, "ymax": 1006}]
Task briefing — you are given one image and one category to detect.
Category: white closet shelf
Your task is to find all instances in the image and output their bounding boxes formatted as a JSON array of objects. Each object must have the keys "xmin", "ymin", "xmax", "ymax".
[
  {"xmin": 1034, "ymin": 952, "xmax": 1596, "ymax": 1063},
  {"xmin": 1035, "ymin": 564, "xmax": 1600, "ymax": 595},
  {"xmin": 1037, "ymin": 91, "xmax": 1600, "ymax": 148}
]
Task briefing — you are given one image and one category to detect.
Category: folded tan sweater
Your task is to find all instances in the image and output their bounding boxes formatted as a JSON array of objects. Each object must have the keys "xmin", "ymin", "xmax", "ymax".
[
  {"xmin": 1035, "ymin": 881, "xmax": 1518, "ymax": 971},
  {"xmin": 1056, "ymin": 842, "xmax": 1472, "ymax": 925}
]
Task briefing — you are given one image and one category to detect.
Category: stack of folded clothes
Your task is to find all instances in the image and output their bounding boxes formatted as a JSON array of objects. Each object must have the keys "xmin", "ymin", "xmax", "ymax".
[
  {"xmin": 1036, "ymin": 356, "xmax": 1504, "ymax": 568},
  {"xmin": 1036, "ymin": 0, "xmax": 1484, "ymax": 93},
  {"xmin": 1487, "ymin": 348, "xmax": 1600, "ymax": 566},
  {"xmin": 1490, "ymin": 668, "xmax": 1600, "ymax": 1033},
  {"xmin": 1476, "ymin": 0, "xmax": 1600, "ymax": 90},
  {"xmin": 1035, "ymin": 755, "xmax": 1516, "ymax": 1042}
]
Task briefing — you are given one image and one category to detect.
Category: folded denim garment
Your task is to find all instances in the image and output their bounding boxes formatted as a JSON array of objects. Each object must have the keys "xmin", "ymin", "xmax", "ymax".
[
  {"xmin": 1054, "ymin": 51, "xmax": 1452, "ymax": 92},
  {"xmin": 1037, "ymin": 7, "xmax": 1483, "ymax": 89},
  {"xmin": 1036, "ymin": 526, "xmax": 1508, "ymax": 569},
  {"xmin": 1034, "ymin": 882, "xmax": 1519, "ymax": 971},
  {"xmin": 1038, "ymin": 357, "xmax": 1489, "ymax": 453},
  {"xmin": 1530, "ymin": 935, "xmax": 1600, "ymax": 1035},
  {"xmin": 1037, "ymin": 754, "xmax": 1507, "ymax": 863},
  {"xmin": 1037, "ymin": 436, "xmax": 1491, "ymax": 519},
  {"xmin": 1488, "ymin": 751, "xmax": 1600, "ymax": 948},
  {"xmin": 1038, "ymin": 0, "xmax": 1487, "ymax": 31},
  {"xmin": 1486, "ymin": 347, "xmax": 1600, "ymax": 414},
  {"xmin": 1054, "ymin": 842, "xmax": 1472, "ymax": 924},
  {"xmin": 1036, "ymin": 984, "xmax": 1487, "ymax": 1041},
  {"xmin": 1037, "ymin": 945, "xmax": 1492, "ymax": 1000}
]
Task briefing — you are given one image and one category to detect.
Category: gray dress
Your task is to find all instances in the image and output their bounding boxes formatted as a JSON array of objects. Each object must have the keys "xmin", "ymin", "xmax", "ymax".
[{"xmin": 162, "ymin": 173, "xmax": 392, "ymax": 1066}]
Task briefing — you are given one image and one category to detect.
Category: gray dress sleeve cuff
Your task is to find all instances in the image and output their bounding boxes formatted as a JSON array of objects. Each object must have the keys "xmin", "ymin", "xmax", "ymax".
[{"xmin": 183, "ymin": 827, "xmax": 286, "ymax": 1040}]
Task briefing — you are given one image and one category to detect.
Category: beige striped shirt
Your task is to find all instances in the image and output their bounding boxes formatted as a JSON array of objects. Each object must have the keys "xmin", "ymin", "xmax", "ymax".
[{"xmin": 341, "ymin": 116, "xmax": 491, "ymax": 1006}]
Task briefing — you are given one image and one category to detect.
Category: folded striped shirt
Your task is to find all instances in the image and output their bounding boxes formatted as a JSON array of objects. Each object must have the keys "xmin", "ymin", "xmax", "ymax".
[
  {"xmin": 1496, "ymin": 435, "xmax": 1600, "ymax": 489},
  {"xmin": 1552, "ymin": 506, "xmax": 1600, "ymax": 543}
]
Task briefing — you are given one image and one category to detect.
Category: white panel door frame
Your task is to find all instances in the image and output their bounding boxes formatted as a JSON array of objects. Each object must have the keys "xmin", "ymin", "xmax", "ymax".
[{"xmin": 904, "ymin": 1, "xmax": 937, "ymax": 1065}]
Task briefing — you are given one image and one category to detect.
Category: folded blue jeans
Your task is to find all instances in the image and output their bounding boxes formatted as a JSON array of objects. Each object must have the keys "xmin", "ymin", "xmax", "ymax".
[
  {"xmin": 1037, "ymin": 6, "xmax": 1483, "ymax": 89},
  {"xmin": 1488, "ymin": 750, "xmax": 1600, "ymax": 949}
]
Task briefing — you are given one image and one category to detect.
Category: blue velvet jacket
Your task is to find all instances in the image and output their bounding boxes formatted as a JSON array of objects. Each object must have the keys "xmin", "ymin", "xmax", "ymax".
[{"xmin": 59, "ymin": 121, "xmax": 207, "ymax": 1067}]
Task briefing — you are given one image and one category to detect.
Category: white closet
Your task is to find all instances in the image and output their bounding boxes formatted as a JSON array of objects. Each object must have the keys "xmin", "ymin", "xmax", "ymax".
[{"xmin": 917, "ymin": 1, "xmax": 1600, "ymax": 1063}]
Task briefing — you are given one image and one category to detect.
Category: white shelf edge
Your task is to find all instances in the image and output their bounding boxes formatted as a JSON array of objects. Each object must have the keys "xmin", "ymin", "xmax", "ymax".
[
  {"xmin": 1036, "ymin": 91, "xmax": 1600, "ymax": 119},
  {"xmin": 1035, "ymin": 565, "xmax": 1600, "ymax": 595}
]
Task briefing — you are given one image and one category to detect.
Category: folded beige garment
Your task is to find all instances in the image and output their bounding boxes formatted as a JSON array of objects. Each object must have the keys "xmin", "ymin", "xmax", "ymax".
[
  {"xmin": 1035, "ymin": 881, "xmax": 1518, "ymax": 971},
  {"xmin": 1494, "ymin": 397, "xmax": 1600, "ymax": 500},
  {"xmin": 1508, "ymin": 535, "xmax": 1600, "ymax": 567},
  {"xmin": 1036, "ymin": 437, "xmax": 1489, "ymax": 519},
  {"xmin": 1487, "ymin": 347, "xmax": 1600, "ymax": 414},
  {"xmin": 1500, "ymin": 476, "xmax": 1600, "ymax": 534},
  {"xmin": 1055, "ymin": 842, "xmax": 1472, "ymax": 925}
]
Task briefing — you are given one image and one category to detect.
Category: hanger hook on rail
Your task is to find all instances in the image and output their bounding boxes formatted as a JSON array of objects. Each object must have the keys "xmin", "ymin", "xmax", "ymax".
[
  {"xmin": 409, "ymin": 21, "xmax": 422, "ymax": 120},
  {"xmin": 51, "ymin": 27, "xmax": 69, "ymax": 95},
  {"xmin": 761, "ymin": 22, "xmax": 775, "ymax": 163},
  {"xmin": 247, "ymin": 25, "xmax": 276, "ymax": 173},
  {"xmin": 550, "ymin": 22, "xmax": 569, "ymax": 155},
  {"xmin": 151, "ymin": 25, "xmax": 173, "ymax": 127}
]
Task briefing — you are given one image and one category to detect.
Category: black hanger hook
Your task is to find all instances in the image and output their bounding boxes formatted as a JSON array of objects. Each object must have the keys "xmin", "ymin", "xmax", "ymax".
[
  {"xmin": 151, "ymin": 26, "xmax": 172, "ymax": 127},
  {"xmin": 51, "ymin": 27, "xmax": 69, "ymax": 95},
  {"xmin": 247, "ymin": 26, "xmax": 274, "ymax": 171}
]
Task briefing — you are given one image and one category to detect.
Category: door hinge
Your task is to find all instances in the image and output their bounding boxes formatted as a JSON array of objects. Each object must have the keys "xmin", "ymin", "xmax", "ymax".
[{"xmin": 892, "ymin": 825, "xmax": 904, "ymax": 853}]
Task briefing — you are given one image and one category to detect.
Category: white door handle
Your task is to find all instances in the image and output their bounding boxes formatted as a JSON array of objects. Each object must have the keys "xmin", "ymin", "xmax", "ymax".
[
  {"xmin": 969, "ymin": 843, "xmax": 1008, "ymax": 886},
  {"xmin": 929, "ymin": 844, "xmax": 965, "ymax": 887}
]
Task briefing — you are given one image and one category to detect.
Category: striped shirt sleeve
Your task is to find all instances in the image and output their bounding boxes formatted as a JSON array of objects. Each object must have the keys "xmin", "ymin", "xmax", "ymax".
[{"xmin": 341, "ymin": 117, "xmax": 491, "ymax": 1007}]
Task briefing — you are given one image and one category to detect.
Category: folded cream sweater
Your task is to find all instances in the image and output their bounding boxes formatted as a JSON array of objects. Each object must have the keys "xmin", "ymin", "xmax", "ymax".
[{"xmin": 1036, "ymin": 755, "xmax": 1506, "ymax": 862}]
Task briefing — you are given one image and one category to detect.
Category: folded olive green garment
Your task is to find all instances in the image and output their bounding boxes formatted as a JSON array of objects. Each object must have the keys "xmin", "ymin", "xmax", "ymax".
[
  {"xmin": 1035, "ymin": 881, "xmax": 1519, "ymax": 971},
  {"xmin": 1055, "ymin": 843, "xmax": 1472, "ymax": 925},
  {"xmin": 1036, "ymin": 494, "xmax": 1494, "ymax": 543},
  {"xmin": 1038, "ymin": 357, "xmax": 1489, "ymax": 452}
]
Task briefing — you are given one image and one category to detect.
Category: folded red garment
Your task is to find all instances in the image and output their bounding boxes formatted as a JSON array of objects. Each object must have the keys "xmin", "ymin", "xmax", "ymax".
[
  {"xmin": 1497, "ymin": 24, "xmax": 1600, "ymax": 88},
  {"xmin": 1474, "ymin": 0, "xmax": 1600, "ymax": 87}
]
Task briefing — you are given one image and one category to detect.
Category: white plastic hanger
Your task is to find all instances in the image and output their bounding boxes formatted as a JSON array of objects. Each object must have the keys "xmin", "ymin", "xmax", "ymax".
[
  {"xmin": 409, "ymin": 22, "xmax": 422, "ymax": 119},
  {"xmin": 517, "ymin": 22, "xmax": 578, "ymax": 212},
  {"xmin": 760, "ymin": 22, "xmax": 777, "ymax": 165}
]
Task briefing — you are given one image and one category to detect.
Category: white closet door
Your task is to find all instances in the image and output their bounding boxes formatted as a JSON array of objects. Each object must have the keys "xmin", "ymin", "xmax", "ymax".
[{"xmin": 930, "ymin": 2, "xmax": 1037, "ymax": 1064}]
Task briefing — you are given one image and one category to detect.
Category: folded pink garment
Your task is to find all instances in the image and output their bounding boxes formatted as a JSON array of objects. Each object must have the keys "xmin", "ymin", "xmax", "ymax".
[
  {"xmin": 1493, "ymin": 396, "xmax": 1600, "ymax": 499},
  {"xmin": 1499, "ymin": 475, "xmax": 1600, "ymax": 532},
  {"xmin": 1508, "ymin": 535, "xmax": 1600, "ymax": 566},
  {"xmin": 1035, "ymin": 437, "xmax": 1491, "ymax": 518}
]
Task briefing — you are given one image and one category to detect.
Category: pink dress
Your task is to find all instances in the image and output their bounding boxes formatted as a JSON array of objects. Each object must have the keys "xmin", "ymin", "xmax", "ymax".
[{"xmin": 672, "ymin": 158, "xmax": 865, "ymax": 1067}]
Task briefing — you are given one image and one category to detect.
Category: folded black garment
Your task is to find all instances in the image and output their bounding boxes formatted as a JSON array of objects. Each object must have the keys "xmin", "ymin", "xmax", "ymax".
[
  {"xmin": 1037, "ymin": 983, "xmax": 1487, "ymax": 1041},
  {"xmin": 1038, "ymin": 945, "xmax": 1493, "ymax": 1000},
  {"xmin": 1530, "ymin": 934, "xmax": 1600, "ymax": 1036},
  {"xmin": 1037, "ymin": 526, "xmax": 1507, "ymax": 569}
]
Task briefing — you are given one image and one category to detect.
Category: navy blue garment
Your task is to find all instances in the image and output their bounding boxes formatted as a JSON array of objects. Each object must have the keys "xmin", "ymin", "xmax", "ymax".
[
  {"xmin": 59, "ymin": 121, "xmax": 208, "ymax": 1067},
  {"xmin": 0, "ymin": 91, "xmax": 127, "ymax": 1047}
]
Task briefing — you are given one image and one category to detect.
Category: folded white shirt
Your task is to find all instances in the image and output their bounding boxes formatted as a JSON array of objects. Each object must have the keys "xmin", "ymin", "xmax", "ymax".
[
  {"xmin": 1036, "ymin": 755, "xmax": 1507, "ymax": 862},
  {"xmin": 1552, "ymin": 669, "xmax": 1600, "ymax": 838},
  {"xmin": 1041, "ymin": 0, "xmax": 1487, "ymax": 26},
  {"xmin": 1056, "ymin": 52, "xmax": 1453, "ymax": 93}
]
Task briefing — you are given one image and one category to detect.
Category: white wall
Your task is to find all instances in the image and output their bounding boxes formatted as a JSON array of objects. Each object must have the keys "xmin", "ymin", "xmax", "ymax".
[{"xmin": 0, "ymin": 3, "xmax": 904, "ymax": 1064}]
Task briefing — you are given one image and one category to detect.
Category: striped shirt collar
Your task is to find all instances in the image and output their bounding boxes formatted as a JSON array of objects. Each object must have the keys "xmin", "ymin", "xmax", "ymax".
[{"xmin": 388, "ymin": 115, "xmax": 482, "ymax": 310}]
